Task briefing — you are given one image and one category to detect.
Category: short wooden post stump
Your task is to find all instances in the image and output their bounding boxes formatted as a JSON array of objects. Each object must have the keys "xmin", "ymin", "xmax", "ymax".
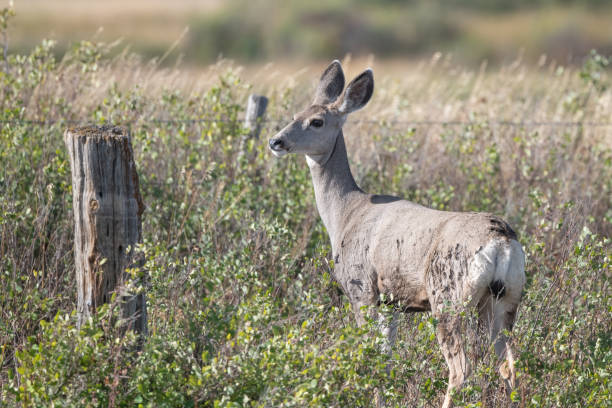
[{"xmin": 64, "ymin": 125, "xmax": 147, "ymax": 334}]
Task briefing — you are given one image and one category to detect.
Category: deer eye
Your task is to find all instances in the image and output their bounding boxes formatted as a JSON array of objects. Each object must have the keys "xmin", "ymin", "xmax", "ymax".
[{"xmin": 310, "ymin": 119, "xmax": 324, "ymax": 128}]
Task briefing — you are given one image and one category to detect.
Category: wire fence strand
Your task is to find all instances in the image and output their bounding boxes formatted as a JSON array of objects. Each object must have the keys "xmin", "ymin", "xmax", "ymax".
[{"xmin": 1, "ymin": 118, "xmax": 612, "ymax": 127}]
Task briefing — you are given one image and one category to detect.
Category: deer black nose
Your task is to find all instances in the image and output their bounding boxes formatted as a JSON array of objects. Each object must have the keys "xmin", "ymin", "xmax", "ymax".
[{"xmin": 269, "ymin": 138, "xmax": 285, "ymax": 150}]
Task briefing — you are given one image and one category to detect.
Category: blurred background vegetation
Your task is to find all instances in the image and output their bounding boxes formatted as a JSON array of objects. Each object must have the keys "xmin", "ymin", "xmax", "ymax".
[{"xmin": 5, "ymin": 0, "xmax": 612, "ymax": 67}]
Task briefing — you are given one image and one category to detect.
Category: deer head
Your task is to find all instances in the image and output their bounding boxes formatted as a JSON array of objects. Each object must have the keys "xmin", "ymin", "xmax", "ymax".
[{"xmin": 268, "ymin": 60, "xmax": 374, "ymax": 164}]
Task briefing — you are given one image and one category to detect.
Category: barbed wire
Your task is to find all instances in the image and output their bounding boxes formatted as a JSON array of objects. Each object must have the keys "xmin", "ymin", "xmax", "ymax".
[{"xmin": 1, "ymin": 118, "xmax": 612, "ymax": 127}]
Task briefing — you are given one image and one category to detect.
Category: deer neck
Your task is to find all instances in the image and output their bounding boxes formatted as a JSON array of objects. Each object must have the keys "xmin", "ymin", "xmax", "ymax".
[{"xmin": 306, "ymin": 129, "xmax": 363, "ymax": 249}]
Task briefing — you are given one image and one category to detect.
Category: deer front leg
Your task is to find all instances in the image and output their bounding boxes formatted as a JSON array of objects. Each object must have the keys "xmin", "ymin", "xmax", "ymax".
[
  {"xmin": 377, "ymin": 309, "xmax": 400, "ymax": 364},
  {"xmin": 352, "ymin": 303, "xmax": 399, "ymax": 356},
  {"xmin": 375, "ymin": 309, "xmax": 399, "ymax": 408},
  {"xmin": 353, "ymin": 303, "xmax": 399, "ymax": 408}
]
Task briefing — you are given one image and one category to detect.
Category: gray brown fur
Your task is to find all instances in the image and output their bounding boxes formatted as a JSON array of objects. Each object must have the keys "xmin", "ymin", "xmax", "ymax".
[{"xmin": 269, "ymin": 61, "xmax": 526, "ymax": 408}]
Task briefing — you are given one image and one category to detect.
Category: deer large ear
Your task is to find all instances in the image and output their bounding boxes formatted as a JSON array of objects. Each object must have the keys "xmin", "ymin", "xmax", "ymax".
[
  {"xmin": 313, "ymin": 60, "xmax": 345, "ymax": 105},
  {"xmin": 334, "ymin": 69, "xmax": 374, "ymax": 114}
]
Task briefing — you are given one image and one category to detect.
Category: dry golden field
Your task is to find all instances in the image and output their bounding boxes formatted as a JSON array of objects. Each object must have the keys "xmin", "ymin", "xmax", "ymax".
[{"xmin": 4, "ymin": 0, "xmax": 612, "ymax": 65}]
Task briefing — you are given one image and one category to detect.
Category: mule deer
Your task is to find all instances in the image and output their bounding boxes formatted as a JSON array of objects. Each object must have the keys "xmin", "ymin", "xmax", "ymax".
[{"xmin": 269, "ymin": 61, "xmax": 526, "ymax": 408}]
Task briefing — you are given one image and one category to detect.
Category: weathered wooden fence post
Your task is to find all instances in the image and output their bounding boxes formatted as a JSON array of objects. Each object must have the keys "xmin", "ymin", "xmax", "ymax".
[
  {"xmin": 244, "ymin": 94, "xmax": 268, "ymax": 139},
  {"xmin": 64, "ymin": 125, "xmax": 147, "ymax": 334},
  {"xmin": 241, "ymin": 94, "xmax": 268, "ymax": 154}
]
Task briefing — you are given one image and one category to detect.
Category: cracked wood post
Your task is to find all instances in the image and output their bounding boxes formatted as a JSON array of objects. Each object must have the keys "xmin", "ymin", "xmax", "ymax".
[
  {"xmin": 64, "ymin": 125, "xmax": 147, "ymax": 334},
  {"xmin": 241, "ymin": 94, "xmax": 268, "ymax": 153}
]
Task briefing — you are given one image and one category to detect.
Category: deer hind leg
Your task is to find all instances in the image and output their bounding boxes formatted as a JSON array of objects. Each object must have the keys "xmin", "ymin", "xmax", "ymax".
[
  {"xmin": 478, "ymin": 239, "xmax": 524, "ymax": 396},
  {"xmin": 436, "ymin": 312, "xmax": 471, "ymax": 408},
  {"xmin": 427, "ymin": 245, "xmax": 477, "ymax": 408},
  {"xmin": 480, "ymin": 294, "xmax": 519, "ymax": 392}
]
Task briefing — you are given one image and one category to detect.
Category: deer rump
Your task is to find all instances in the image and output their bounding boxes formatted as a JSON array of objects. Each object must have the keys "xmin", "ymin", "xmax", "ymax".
[{"xmin": 332, "ymin": 201, "xmax": 524, "ymax": 315}]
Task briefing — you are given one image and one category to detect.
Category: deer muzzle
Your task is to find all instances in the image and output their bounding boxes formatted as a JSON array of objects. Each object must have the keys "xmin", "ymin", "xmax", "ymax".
[{"xmin": 268, "ymin": 137, "xmax": 289, "ymax": 157}]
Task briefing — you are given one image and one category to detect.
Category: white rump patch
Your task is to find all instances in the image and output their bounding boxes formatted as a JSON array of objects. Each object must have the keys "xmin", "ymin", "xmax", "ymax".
[
  {"xmin": 503, "ymin": 240, "xmax": 526, "ymax": 300},
  {"xmin": 467, "ymin": 239, "xmax": 526, "ymax": 301}
]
